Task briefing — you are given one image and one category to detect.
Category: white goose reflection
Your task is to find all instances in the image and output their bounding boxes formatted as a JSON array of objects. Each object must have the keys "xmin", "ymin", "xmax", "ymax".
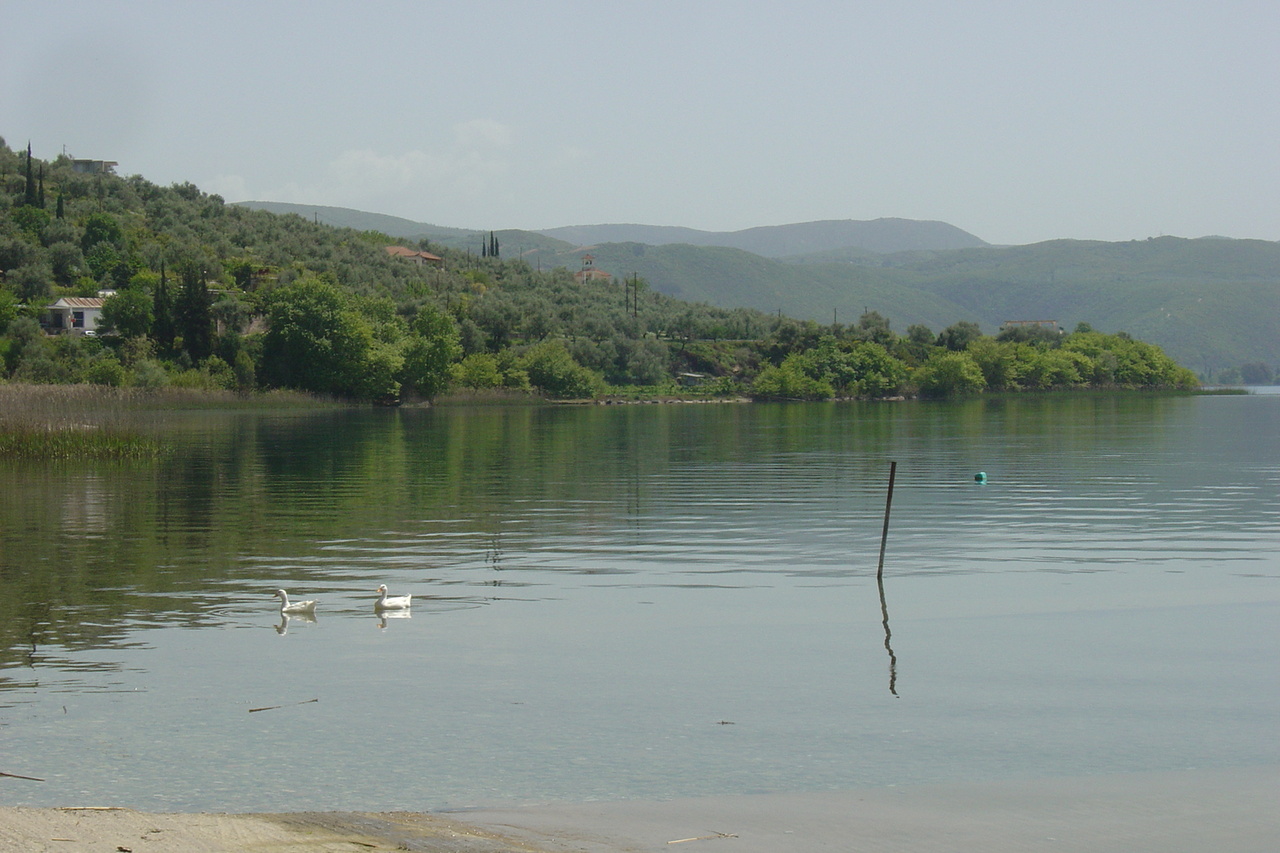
[
  {"xmin": 376, "ymin": 610, "xmax": 412, "ymax": 629},
  {"xmin": 275, "ymin": 611, "xmax": 318, "ymax": 634}
]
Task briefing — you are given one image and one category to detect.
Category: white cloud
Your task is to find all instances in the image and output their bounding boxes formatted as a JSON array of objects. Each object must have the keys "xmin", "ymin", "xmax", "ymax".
[
  {"xmin": 327, "ymin": 148, "xmax": 449, "ymax": 193},
  {"xmin": 213, "ymin": 120, "xmax": 522, "ymax": 222},
  {"xmin": 287, "ymin": 120, "xmax": 518, "ymax": 220},
  {"xmin": 453, "ymin": 119, "xmax": 513, "ymax": 150}
]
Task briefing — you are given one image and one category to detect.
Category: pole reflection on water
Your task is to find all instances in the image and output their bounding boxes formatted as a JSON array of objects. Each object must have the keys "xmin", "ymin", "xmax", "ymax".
[{"xmin": 877, "ymin": 573, "xmax": 898, "ymax": 697}]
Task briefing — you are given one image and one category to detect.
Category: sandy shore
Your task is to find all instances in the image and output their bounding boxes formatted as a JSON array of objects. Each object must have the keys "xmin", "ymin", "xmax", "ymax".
[{"xmin": 2, "ymin": 766, "xmax": 1276, "ymax": 852}]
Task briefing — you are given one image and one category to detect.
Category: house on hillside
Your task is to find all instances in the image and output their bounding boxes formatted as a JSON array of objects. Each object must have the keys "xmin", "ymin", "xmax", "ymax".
[
  {"xmin": 573, "ymin": 254, "xmax": 612, "ymax": 284},
  {"xmin": 47, "ymin": 296, "xmax": 108, "ymax": 334},
  {"xmin": 385, "ymin": 245, "xmax": 443, "ymax": 267},
  {"xmin": 71, "ymin": 159, "xmax": 118, "ymax": 175}
]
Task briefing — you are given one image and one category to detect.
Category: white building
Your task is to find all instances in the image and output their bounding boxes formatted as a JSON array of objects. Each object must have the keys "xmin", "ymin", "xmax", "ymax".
[{"xmin": 46, "ymin": 296, "xmax": 107, "ymax": 334}]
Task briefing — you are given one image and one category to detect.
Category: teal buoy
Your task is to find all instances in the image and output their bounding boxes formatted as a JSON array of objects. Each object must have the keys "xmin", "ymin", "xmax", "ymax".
[{"xmin": 974, "ymin": 472, "xmax": 987, "ymax": 484}]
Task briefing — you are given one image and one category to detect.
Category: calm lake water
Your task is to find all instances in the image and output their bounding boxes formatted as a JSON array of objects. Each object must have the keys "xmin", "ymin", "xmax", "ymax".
[{"xmin": 1, "ymin": 393, "xmax": 1277, "ymax": 813}]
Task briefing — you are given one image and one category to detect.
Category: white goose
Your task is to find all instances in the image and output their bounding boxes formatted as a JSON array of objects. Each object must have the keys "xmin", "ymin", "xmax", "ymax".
[
  {"xmin": 273, "ymin": 589, "xmax": 318, "ymax": 614},
  {"xmin": 375, "ymin": 584, "xmax": 412, "ymax": 611}
]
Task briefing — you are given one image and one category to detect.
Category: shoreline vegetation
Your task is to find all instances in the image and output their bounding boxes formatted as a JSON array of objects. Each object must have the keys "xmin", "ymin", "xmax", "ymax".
[
  {"xmin": 0, "ymin": 383, "xmax": 333, "ymax": 460},
  {"xmin": 1, "ymin": 139, "xmax": 1208, "ymax": 415}
]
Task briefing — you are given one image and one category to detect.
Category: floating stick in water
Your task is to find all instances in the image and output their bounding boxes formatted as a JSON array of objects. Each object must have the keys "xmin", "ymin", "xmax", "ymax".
[
  {"xmin": 668, "ymin": 831, "xmax": 738, "ymax": 844},
  {"xmin": 248, "ymin": 698, "xmax": 319, "ymax": 713}
]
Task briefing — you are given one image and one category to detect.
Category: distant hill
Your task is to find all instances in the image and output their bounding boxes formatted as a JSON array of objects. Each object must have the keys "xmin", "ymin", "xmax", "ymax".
[
  {"xmin": 538, "ymin": 218, "xmax": 989, "ymax": 257},
  {"xmin": 232, "ymin": 201, "xmax": 573, "ymax": 255},
  {"xmin": 233, "ymin": 201, "xmax": 475, "ymax": 243}
]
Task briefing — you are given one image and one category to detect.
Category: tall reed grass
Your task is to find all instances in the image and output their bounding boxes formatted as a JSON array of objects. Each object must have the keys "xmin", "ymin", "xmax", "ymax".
[
  {"xmin": 0, "ymin": 383, "xmax": 336, "ymax": 460},
  {"xmin": 0, "ymin": 426, "xmax": 162, "ymax": 460}
]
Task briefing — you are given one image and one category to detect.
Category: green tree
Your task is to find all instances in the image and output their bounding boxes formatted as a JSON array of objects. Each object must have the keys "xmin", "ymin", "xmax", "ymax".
[
  {"xmin": 750, "ymin": 354, "xmax": 835, "ymax": 401},
  {"xmin": 906, "ymin": 324, "xmax": 934, "ymax": 347},
  {"xmin": 916, "ymin": 351, "xmax": 987, "ymax": 397},
  {"xmin": 262, "ymin": 275, "xmax": 383, "ymax": 399},
  {"xmin": 0, "ymin": 235, "xmax": 38, "ymax": 272},
  {"xmin": 936, "ymin": 321, "xmax": 982, "ymax": 351},
  {"xmin": 399, "ymin": 304, "xmax": 462, "ymax": 399},
  {"xmin": 99, "ymin": 289, "xmax": 154, "ymax": 339},
  {"xmin": 84, "ymin": 241, "xmax": 125, "ymax": 282},
  {"xmin": 966, "ymin": 338, "xmax": 1023, "ymax": 391},
  {"xmin": 23, "ymin": 142, "xmax": 37, "ymax": 207},
  {"xmin": 518, "ymin": 340, "xmax": 604, "ymax": 399},
  {"xmin": 233, "ymin": 348, "xmax": 257, "ymax": 391},
  {"xmin": 1021, "ymin": 347, "xmax": 1089, "ymax": 389},
  {"xmin": 152, "ymin": 266, "xmax": 177, "ymax": 354},
  {"xmin": 997, "ymin": 323, "xmax": 1062, "ymax": 345},
  {"xmin": 46, "ymin": 242, "xmax": 84, "ymax": 286},
  {"xmin": 80, "ymin": 212, "xmax": 122, "ymax": 254},
  {"xmin": 11, "ymin": 204, "xmax": 50, "ymax": 238},
  {"xmin": 855, "ymin": 310, "xmax": 895, "ymax": 346},
  {"xmin": 452, "ymin": 352, "xmax": 503, "ymax": 389},
  {"xmin": 0, "ymin": 290, "xmax": 20, "ymax": 331},
  {"xmin": 174, "ymin": 262, "xmax": 213, "ymax": 362},
  {"xmin": 1240, "ymin": 362, "xmax": 1274, "ymax": 385},
  {"xmin": 844, "ymin": 341, "xmax": 906, "ymax": 396},
  {"xmin": 83, "ymin": 353, "xmax": 128, "ymax": 386},
  {"xmin": 11, "ymin": 262, "xmax": 52, "ymax": 302}
]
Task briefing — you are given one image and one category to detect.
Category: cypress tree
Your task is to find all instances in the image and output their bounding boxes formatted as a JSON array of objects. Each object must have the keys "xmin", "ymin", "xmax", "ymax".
[
  {"xmin": 153, "ymin": 262, "xmax": 176, "ymax": 355},
  {"xmin": 56, "ymin": 191, "xmax": 65, "ymax": 219},
  {"xmin": 24, "ymin": 142, "xmax": 37, "ymax": 207},
  {"xmin": 175, "ymin": 262, "xmax": 213, "ymax": 362}
]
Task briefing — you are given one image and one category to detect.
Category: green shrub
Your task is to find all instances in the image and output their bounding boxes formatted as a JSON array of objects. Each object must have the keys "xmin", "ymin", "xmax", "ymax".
[
  {"xmin": 132, "ymin": 359, "xmax": 170, "ymax": 389},
  {"xmin": 83, "ymin": 356, "xmax": 128, "ymax": 387},
  {"xmin": 453, "ymin": 352, "xmax": 503, "ymax": 389},
  {"xmin": 518, "ymin": 341, "xmax": 605, "ymax": 399},
  {"xmin": 751, "ymin": 358, "xmax": 835, "ymax": 400},
  {"xmin": 916, "ymin": 351, "xmax": 987, "ymax": 397}
]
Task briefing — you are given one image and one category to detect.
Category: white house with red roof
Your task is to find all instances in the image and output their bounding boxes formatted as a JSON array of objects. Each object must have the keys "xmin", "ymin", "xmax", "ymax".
[{"xmin": 46, "ymin": 296, "xmax": 108, "ymax": 334}]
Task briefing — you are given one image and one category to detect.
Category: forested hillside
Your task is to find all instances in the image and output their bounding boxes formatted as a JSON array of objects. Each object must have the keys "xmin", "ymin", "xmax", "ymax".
[
  {"xmin": 1, "ymin": 139, "xmax": 1200, "ymax": 402},
  {"xmin": 235, "ymin": 201, "xmax": 1279, "ymax": 379},
  {"xmin": 549, "ymin": 238, "xmax": 1280, "ymax": 379}
]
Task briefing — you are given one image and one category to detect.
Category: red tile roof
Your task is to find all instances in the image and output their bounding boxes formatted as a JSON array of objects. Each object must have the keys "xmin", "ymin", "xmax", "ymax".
[
  {"xmin": 385, "ymin": 246, "xmax": 443, "ymax": 262},
  {"xmin": 51, "ymin": 297, "xmax": 106, "ymax": 309}
]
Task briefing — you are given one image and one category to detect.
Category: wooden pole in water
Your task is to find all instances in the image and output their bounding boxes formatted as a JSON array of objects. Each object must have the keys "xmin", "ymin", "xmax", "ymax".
[{"xmin": 877, "ymin": 460, "xmax": 897, "ymax": 579}]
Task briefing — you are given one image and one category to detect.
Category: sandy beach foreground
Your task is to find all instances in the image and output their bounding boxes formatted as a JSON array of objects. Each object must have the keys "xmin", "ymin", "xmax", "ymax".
[{"xmin": 2, "ymin": 766, "xmax": 1276, "ymax": 852}]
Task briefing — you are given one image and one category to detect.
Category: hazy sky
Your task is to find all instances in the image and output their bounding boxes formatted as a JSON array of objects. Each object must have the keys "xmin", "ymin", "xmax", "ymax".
[{"xmin": 4, "ymin": 1, "xmax": 1277, "ymax": 245}]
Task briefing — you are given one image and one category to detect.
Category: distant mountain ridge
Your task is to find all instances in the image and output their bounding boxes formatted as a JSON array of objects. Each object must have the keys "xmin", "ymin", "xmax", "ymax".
[
  {"xmin": 233, "ymin": 203, "xmax": 988, "ymax": 257},
  {"xmin": 235, "ymin": 201, "xmax": 481, "ymax": 242},
  {"xmin": 536, "ymin": 218, "xmax": 989, "ymax": 257}
]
